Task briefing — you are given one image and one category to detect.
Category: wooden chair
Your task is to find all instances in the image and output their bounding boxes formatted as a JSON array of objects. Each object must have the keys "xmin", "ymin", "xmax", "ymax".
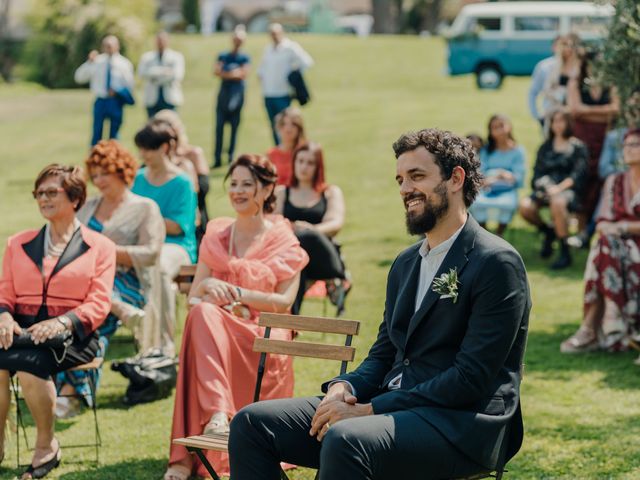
[
  {"xmin": 175, "ymin": 264, "xmax": 197, "ymax": 296},
  {"xmin": 12, "ymin": 357, "xmax": 104, "ymax": 466},
  {"xmin": 173, "ymin": 312, "xmax": 360, "ymax": 480}
]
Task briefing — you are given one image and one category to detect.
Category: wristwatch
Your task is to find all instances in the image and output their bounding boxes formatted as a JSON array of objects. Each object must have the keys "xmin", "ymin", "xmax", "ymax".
[{"xmin": 57, "ymin": 315, "xmax": 72, "ymax": 331}]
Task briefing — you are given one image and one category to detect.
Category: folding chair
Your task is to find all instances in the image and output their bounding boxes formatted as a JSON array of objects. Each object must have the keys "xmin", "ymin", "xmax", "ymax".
[
  {"xmin": 12, "ymin": 357, "xmax": 103, "ymax": 467},
  {"xmin": 173, "ymin": 312, "xmax": 360, "ymax": 480}
]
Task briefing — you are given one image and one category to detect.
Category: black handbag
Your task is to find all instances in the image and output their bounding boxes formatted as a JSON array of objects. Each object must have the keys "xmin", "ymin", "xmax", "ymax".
[
  {"xmin": 111, "ymin": 349, "xmax": 177, "ymax": 405},
  {"xmin": 11, "ymin": 331, "xmax": 73, "ymax": 349}
]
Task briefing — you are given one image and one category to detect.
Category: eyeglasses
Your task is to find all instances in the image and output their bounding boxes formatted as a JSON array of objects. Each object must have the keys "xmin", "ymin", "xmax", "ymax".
[
  {"xmin": 623, "ymin": 141, "xmax": 640, "ymax": 149},
  {"xmin": 32, "ymin": 187, "xmax": 65, "ymax": 200}
]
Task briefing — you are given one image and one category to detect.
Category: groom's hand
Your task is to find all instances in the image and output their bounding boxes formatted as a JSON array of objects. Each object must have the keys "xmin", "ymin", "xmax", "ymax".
[
  {"xmin": 309, "ymin": 382, "xmax": 372, "ymax": 441},
  {"xmin": 310, "ymin": 400, "xmax": 373, "ymax": 442}
]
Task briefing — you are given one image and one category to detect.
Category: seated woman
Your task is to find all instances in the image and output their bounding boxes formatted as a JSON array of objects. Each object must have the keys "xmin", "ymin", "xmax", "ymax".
[
  {"xmin": 55, "ymin": 141, "xmax": 165, "ymax": 417},
  {"xmin": 469, "ymin": 114, "xmax": 526, "ymax": 236},
  {"xmin": 560, "ymin": 128, "xmax": 640, "ymax": 354},
  {"xmin": 133, "ymin": 122, "xmax": 197, "ymax": 358},
  {"xmin": 164, "ymin": 154, "xmax": 308, "ymax": 480},
  {"xmin": 266, "ymin": 107, "xmax": 306, "ymax": 186},
  {"xmin": 519, "ymin": 109, "xmax": 588, "ymax": 270},
  {"xmin": 154, "ymin": 109, "xmax": 211, "ymax": 246},
  {"xmin": 274, "ymin": 142, "xmax": 349, "ymax": 314},
  {"xmin": 0, "ymin": 165, "xmax": 115, "ymax": 478}
]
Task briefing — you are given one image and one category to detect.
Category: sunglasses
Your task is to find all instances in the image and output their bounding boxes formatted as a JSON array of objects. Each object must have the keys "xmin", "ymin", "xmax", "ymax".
[
  {"xmin": 623, "ymin": 141, "xmax": 640, "ymax": 149},
  {"xmin": 32, "ymin": 187, "xmax": 65, "ymax": 200}
]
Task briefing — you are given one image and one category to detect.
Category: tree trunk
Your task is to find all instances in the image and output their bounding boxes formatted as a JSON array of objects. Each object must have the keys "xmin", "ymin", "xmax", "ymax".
[{"xmin": 372, "ymin": 0, "xmax": 401, "ymax": 34}]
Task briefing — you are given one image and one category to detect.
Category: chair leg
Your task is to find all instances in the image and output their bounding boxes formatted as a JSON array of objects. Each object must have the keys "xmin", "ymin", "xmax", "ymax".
[
  {"xmin": 495, "ymin": 470, "xmax": 504, "ymax": 480},
  {"xmin": 189, "ymin": 447, "xmax": 222, "ymax": 480},
  {"xmin": 88, "ymin": 369, "xmax": 101, "ymax": 464},
  {"xmin": 11, "ymin": 377, "xmax": 29, "ymax": 467}
]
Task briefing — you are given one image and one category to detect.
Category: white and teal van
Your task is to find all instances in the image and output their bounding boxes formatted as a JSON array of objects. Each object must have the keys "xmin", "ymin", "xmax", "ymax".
[{"xmin": 445, "ymin": 1, "xmax": 614, "ymax": 89}]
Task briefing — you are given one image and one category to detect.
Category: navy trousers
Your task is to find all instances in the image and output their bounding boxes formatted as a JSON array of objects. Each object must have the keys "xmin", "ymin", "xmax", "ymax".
[
  {"xmin": 214, "ymin": 107, "xmax": 242, "ymax": 167},
  {"xmin": 229, "ymin": 396, "xmax": 484, "ymax": 480},
  {"xmin": 264, "ymin": 95, "xmax": 291, "ymax": 145},
  {"xmin": 91, "ymin": 97, "xmax": 123, "ymax": 146}
]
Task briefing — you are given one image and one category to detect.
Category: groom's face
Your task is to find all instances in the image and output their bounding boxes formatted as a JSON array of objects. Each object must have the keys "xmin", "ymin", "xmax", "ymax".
[{"xmin": 396, "ymin": 147, "xmax": 449, "ymax": 235}]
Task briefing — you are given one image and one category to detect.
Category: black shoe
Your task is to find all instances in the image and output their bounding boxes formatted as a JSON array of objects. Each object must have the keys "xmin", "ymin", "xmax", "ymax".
[
  {"xmin": 23, "ymin": 446, "xmax": 61, "ymax": 479},
  {"xmin": 540, "ymin": 226, "xmax": 556, "ymax": 258},
  {"xmin": 551, "ymin": 250, "xmax": 572, "ymax": 270}
]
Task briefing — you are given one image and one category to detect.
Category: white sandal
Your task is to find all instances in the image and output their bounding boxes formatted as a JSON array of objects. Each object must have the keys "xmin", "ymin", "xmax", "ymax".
[
  {"xmin": 203, "ymin": 412, "xmax": 230, "ymax": 435},
  {"xmin": 164, "ymin": 464, "xmax": 191, "ymax": 480}
]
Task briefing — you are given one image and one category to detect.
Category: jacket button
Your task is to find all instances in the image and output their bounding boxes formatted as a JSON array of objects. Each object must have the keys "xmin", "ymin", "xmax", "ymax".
[{"xmin": 403, "ymin": 359, "xmax": 410, "ymax": 366}]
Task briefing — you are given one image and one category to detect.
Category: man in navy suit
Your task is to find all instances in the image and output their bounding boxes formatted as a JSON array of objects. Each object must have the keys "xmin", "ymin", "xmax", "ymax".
[{"xmin": 228, "ymin": 128, "xmax": 531, "ymax": 480}]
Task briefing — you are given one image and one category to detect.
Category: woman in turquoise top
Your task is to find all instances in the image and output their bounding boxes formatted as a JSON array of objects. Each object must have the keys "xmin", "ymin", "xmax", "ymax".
[
  {"xmin": 132, "ymin": 121, "xmax": 197, "ymax": 357},
  {"xmin": 470, "ymin": 114, "xmax": 526, "ymax": 236}
]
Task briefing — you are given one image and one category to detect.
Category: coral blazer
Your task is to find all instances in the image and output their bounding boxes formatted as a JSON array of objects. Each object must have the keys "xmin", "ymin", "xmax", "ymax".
[{"xmin": 0, "ymin": 224, "xmax": 116, "ymax": 341}]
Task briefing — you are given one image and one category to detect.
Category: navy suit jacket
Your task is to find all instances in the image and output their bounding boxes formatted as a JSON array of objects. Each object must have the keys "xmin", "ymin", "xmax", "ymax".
[{"xmin": 323, "ymin": 216, "xmax": 530, "ymax": 469}]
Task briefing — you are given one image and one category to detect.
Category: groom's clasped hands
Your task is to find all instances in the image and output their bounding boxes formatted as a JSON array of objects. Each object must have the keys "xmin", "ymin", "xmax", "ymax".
[{"xmin": 309, "ymin": 381, "xmax": 373, "ymax": 441}]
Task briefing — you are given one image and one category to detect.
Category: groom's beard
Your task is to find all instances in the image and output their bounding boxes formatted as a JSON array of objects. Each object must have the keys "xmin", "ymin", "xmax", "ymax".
[{"xmin": 404, "ymin": 182, "xmax": 449, "ymax": 235}]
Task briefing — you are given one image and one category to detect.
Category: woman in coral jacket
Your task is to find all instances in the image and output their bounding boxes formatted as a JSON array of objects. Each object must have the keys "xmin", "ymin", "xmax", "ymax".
[{"xmin": 0, "ymin": 164, "xmax": 116, "ymax": 479}]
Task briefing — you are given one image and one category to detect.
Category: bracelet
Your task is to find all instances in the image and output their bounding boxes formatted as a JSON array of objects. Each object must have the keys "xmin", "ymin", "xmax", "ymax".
[
  {"xmin": 622, "ymin": 221, "xmax": 629, "ymax": 235},
  {"xmin": 56, "ymin": 315, "xmax": 71, "ymax": 331}
]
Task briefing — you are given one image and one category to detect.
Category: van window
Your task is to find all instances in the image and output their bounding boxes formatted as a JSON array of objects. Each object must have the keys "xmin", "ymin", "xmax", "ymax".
[
  {"xmin": 474, "ymin": 17, "xmax": 501, "ymax": 31},
  {"xmin": 514, "ymin": 16, "xmax": 560, "ymax": 32},
  {"xmin": 570, "ymin": 16, "xmax": 609, "ymax": 35}
]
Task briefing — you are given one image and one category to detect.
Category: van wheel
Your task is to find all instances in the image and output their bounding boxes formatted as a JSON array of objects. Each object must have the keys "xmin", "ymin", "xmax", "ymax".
[{"xmin": 476, "ymin": 64, "xmax": 503, "ymax": 89}]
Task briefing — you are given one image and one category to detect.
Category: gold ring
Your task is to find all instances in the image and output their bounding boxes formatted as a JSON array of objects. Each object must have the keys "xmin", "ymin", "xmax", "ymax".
[{"xmin": 326, "ymin": 422, "xmax": 331, "ymax": 429}]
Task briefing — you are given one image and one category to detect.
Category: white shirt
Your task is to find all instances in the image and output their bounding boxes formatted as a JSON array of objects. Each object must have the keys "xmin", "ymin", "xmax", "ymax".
[
  {"xmin": 138, "ymin": 48, "xmax": 185, "ymax": 107},
  {"xmin": 528, "ymin": 55, "xmax": 557, "ymax": 121},
  {"xmin": 258, "ymin": 38, "xmax": 313, "ymax": 97},
  {"xmin": 387, "ymin": 222, "xmax": 466, "ymax": 391},
  {"xmin": 74, "ymin": 53, "xmax": 134, "ymax": 99}
]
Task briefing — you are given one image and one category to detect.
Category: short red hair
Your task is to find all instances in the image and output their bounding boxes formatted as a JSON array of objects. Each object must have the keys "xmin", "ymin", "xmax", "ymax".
[
  {"xmin": 85, "ymin": 140, "xmax": 138, "ymax": 186},
  {"xmin": 290, "ymin": 143, "xmax": 327, "ymax": 192}
]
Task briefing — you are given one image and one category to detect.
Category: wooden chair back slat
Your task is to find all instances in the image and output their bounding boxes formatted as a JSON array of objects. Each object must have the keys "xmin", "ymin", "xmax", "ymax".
[
  {"xmin": 175, "ymin": 265, "xmax": 197, "ymax": 295},
  {"xmin": 258, "ymin": 312, "xmax": 359, "ymax": 335},
  {"xmin": 253, "ymin": 338, "xmax": 355, "ymax": 362}
]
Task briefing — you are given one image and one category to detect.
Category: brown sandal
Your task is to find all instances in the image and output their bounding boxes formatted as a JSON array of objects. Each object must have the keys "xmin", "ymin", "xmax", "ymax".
[{"xmin": 560, "ymin": 327, "xmax": 599, "ymax": 353}]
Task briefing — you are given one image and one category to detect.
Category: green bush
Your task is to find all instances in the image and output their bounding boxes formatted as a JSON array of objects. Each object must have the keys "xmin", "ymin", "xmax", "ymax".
[
  {"xmin": 23, "ymin": 0, "xmax": 155, "ymax": 88},
  {"xmin": 182, "ymin": 0, "xmax": 200, "ymax": 31},
  {"xmin": 599, "ymin": 0, "xmax": 640, "ymax": 122}
]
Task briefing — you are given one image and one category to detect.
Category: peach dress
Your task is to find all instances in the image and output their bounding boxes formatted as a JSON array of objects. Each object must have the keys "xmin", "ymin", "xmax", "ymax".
[{"xmin": 168, "ymin": 216, "xmax": 308, "ymax": 477}]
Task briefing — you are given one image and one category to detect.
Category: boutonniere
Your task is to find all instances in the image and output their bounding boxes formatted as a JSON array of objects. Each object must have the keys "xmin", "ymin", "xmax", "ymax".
[{"xmin": 432, "ymin": 268, "xmax": 460, "ymax": 303}]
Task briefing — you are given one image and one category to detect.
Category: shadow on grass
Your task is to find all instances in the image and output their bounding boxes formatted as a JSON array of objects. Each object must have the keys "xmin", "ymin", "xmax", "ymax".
[
  {"xmin": 56, "ymin": 458, "xmax": 167, "ymax": 480},
  {"xmin": 525, "ymin": 323, "xmax": 640, "ymax": 390}
]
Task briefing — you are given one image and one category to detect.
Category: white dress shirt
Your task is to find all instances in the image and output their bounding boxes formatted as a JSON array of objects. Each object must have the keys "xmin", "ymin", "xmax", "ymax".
[
  {"xmin": 74, "ymin": 53, "xmax": 134, "ymax": 99},
  {"xmin": 258, "ymin": 38, "xmax": 313, "ymax": 97},
  {"xmin": 387, "ymin": 222, "xmax": 466, "ymax": 391},
  {"xmin": 138, "ymin": 48, "xmax": 185, "ymax": 107}
]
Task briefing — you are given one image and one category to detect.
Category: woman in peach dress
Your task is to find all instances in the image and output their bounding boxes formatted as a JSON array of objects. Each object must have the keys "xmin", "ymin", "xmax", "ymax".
[{"xmin": 165, "ymin": 154, "xmax": 308, "ymax": 480}]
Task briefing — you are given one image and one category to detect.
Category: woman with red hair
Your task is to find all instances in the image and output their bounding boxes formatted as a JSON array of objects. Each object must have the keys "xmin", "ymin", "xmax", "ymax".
[{"xmin": 274, "ymin": 142, "xmax": 349, "ymax": 314}]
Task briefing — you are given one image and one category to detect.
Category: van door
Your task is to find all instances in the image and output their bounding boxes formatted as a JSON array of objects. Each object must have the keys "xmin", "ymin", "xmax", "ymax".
[{"xmin": 505, "ymin": 15, "xmax": 559, "ymax": 75}]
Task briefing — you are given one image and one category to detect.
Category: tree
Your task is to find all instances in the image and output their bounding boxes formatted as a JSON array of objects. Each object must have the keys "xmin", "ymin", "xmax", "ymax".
[
  {"xmin": 182, "ymin": 0, "xmax": 200, "ymax": 31},
  {"xmin": 598, "ymin": 0, "xmax": 640, "ymax": 123},
  {"xmin": 371, "ymin": 0, "xmax": 404, "ymax": 34}
]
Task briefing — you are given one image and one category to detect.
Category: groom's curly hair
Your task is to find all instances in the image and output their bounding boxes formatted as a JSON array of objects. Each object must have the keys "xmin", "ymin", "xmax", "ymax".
[{"xmin": 392, "ymin": 129, "xmax": 483, "ymax": 207}]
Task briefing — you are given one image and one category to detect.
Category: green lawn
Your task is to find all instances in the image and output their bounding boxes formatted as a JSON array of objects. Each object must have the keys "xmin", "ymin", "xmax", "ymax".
[{"xmin": 0, "ymin": 34, "xmax": 639, "ymax": 479}]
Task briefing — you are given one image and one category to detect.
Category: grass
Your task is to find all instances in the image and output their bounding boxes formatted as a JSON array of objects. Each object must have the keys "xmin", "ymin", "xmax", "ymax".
[{"xmin": 1, "ymin": 33, "xmax": 639, "ymax": 479}]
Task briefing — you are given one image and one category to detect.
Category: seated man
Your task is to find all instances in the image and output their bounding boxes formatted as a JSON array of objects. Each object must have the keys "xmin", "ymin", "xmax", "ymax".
[{"xmin": 228, "ymin": 128, "xmax": 531, "ymax": 480}]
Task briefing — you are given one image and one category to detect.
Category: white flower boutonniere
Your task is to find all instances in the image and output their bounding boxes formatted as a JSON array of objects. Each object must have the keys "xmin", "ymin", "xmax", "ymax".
[{"xmin": 432, "ymin": 268, "xmax": 460, "ymax": 304}]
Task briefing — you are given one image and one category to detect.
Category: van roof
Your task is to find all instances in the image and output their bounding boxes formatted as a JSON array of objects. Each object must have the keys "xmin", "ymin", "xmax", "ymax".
[{"xmin": 460, "ymin": 1, "xmax": 614, "ymax": 17}]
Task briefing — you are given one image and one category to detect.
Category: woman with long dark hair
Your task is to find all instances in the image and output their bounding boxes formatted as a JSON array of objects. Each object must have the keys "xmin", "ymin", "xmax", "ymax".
[
  {"xmin": 274, "ymin": 143, "xmax": 349, "ymax": 314},
  {"xmin": 519, "ymin": 109, "xmax": 588, "ymax": 269}
]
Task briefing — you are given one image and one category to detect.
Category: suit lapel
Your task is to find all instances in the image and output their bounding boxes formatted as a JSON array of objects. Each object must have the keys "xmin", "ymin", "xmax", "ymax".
[
  {"xmin": 51, "ymin": 226, "xmax": 90, "ymax": 278},
  {"xmin": 405, "ymin": 217, "xmax": 479, "ymax": 343},
  {"xmin": 390, "ymin": 249, "xmax": 422, "ymax": 330},
  {"xmin": 21, "ymin": 227, "xmax": 46, "ymax": 272}
]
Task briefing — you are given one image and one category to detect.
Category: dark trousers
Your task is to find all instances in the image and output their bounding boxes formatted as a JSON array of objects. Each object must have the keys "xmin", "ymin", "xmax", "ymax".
[
  {"xmin": 91, "ymin": 97, "xmax": 123, "ymax": 146},
  {"xmin": 214, "ymin": 107, "xmax": 242, "ymax": 167},
  {"xmin": 229, "ymin": 396, "xmax": 483, "ymax": 480},
  {"xmin": 146, "ymin": 101, "xmax": 175, "ymax": 119},
  {"xmin": 292, "ymin": 229, "xmax": 345, "ymax": 314},
  {"xmin": 264, "ymin": 95, "xmax": 291, "ymax": 145}
]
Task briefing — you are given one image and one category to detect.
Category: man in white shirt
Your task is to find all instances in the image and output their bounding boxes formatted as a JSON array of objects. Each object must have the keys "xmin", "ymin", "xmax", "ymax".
[
  {"xmin": 528, "ymin": 36, "xmax": 560, "ymax": 127},
  {"xmin": 74, "ymin": 35, "xmax": 134, "ymax": 146},
  {"xmin": 138, "ymin": 32, "xmax": 185, "ymax": 118},
  {"xmin": 258, "ymin": 23, "xmax": 313, "ymax": 145}
]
